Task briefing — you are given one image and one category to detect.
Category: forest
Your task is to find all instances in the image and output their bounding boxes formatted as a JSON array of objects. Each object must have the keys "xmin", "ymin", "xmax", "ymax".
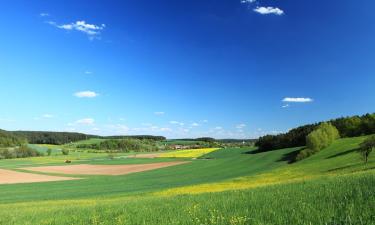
[{"xmin": 256, "ymin": 113, "xmax": 375, "ymax": 152}]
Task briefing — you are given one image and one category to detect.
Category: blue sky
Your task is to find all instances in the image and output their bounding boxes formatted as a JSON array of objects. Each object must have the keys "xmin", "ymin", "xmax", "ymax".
[{"xmin": 0, "ymin": 0, "xmax": 374, "ymax": 139}]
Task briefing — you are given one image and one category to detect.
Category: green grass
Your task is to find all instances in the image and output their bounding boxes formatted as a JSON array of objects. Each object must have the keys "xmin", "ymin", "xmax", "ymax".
[
  {"xmin": 0, "ymin": 136, "xmax": 373, "ymax": 224},
  {"xmin": 0, "ymin": 171, "xmax": 373, "ymax": 225}
]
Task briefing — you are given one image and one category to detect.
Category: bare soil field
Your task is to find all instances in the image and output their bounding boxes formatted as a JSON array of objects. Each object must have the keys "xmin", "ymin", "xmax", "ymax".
[
  {"xmin": 0, "ymin": 168, "xmax": 78, "ymax": 184},
  {"xmin": 22, "ymin": 161, "xmax": 189, "ymax": 175}
]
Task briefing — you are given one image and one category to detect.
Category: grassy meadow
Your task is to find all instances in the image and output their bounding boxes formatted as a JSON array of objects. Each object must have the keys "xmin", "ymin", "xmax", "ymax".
[{"xmin": 0, "ymin": 136, "xmax": 373, "ymax": 224}]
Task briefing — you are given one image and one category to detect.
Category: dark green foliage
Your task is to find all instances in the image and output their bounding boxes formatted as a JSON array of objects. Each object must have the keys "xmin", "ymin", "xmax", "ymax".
[
  {"xmin": 0, "ymin": 130, "xmax": 26, "ymax": 147},
  {"xmin": 195, "ymin": 137, "xmax": 215, "ymax": 142},
  {"xmin": 13, "ymin": 131, "xmax": 88, "ymax": 145},
  {"xmin": 104, "ymin": 135, "xmax": 166, "ymax": 141},
  {"xmin": 46, "ymin": 148, "xmax": 52, "ymax": 156},
  {"xmin": 61, "ymin": 149, "xmax": 69, "ymax": 155},
  {"xmin": 0, "ymin": 145, "xmax": 42, "ymax": 159},
  {"xmin": 256, "ymin": 113, "xmax": 375, "ymax": 152},
  {"xmin": 11, "ymin": 131, "xmax": 166, "ymax": 145},
  {"xmin": 358, "ymin": 135, "xmax": 375, "ymax": 163},
  {"xmin": 76, "ymin": 138, "xmax": 160, "ymax": 152}
]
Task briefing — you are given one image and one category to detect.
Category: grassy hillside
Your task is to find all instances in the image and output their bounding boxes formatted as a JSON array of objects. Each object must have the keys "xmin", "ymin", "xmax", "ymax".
[{"xmin": 0, "ymin": 136, "xmax": 373, "ymax": 224}]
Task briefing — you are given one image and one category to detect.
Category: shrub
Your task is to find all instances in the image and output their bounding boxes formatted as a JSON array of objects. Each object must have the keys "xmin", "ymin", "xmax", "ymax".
[
  {"xmin": 61, "ymin": 149, "xmax": 69, "ymax": 155},
  {"xmin": 47, "ymin": 148, "xmax": 52, "ymax": 156},
  {"xmin": 0, "ymin": 145, "xmax": 42, "ymax": 159}
]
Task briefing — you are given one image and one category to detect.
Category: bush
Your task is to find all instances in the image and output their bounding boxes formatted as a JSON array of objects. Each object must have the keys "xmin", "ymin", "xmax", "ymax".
[
  {"xmin": 61, "ymin": 149, "xmax": 69, "ymax": 155},
  {"xmin": 0, "ymin": 145, "xmax": 42, "ymax": 159},
  {"xmin": 47, "ymin": 148, "xmax": 52, "ymax": 156}
]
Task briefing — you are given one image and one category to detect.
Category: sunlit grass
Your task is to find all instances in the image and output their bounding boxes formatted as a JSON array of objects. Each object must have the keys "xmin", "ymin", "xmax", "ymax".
[{"xmin": 158, "ymin": 148, "xmax": 220, "ymax": 158}]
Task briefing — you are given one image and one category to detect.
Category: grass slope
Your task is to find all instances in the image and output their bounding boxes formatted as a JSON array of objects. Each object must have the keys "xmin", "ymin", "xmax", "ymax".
[{"xmin": 0, "ymin": 136, "xmax": 373, "ymax": 224}]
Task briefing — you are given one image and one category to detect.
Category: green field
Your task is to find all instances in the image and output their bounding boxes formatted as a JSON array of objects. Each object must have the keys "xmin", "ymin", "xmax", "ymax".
[{"xmin": 0, "ymin": 136, "xmax": 373, "ymax": 224}]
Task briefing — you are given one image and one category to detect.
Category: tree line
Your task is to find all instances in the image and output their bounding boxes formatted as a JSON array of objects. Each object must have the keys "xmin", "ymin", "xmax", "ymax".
[
  {"xmin": 10, "ymin": 131, "xmax": 166, "ymax": 145},
  {"xmin": 0, "ymin": 130, "xmax": 27, "ymax": 147},
  {"xmin": 76, "ymin": 138, "xmax": 160, "ymax": 152},
  {"xmin": 256, "ymin": 113, "xmax": 375, "ymax": 152}
]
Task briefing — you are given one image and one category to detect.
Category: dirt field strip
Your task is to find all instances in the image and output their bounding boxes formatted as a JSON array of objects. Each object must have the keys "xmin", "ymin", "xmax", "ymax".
[
  {"xmin": 126, "ymin": 153, "xmax": 161, "ymax": 158},
  {"xmin": 0, "ymin": 169, "xmax": 78, "ymax": 185},
  {"xmin": 22, "ymin": 161, "xmax": 190, "ymax": 176}
]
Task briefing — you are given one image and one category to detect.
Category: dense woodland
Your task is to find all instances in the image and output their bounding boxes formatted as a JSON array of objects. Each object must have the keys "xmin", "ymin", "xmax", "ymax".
[
  {"xmin": 256, "ymin": 113, "xmax": 375, "ymax": 152},
  {"xmin": 11, "ymin": 131, "xmax": 166, "ymax": 145},
  {"xmin": 12, "ymin": 131, "xmax": 89, "ymax": 145},
  {"xmin": 104, "ymin": 135, "xmax": 166, "ymax": 141},
  {"xmin": 0, "ymin": 130, "xmax": 26, "ymax": 147},
  {"xmin": 76, "ymin": 138, "xmax": 160, "ymax": 152}
]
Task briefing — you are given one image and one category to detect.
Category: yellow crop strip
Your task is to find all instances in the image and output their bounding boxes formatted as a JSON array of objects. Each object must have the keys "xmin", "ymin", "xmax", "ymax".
[
  {"xmin": 158, "ymin": 148, "xmax": 220, "ymax": 158},
  {"xmin": 154, "ymin": 168, "xmax": 316, "ymax": 196}
]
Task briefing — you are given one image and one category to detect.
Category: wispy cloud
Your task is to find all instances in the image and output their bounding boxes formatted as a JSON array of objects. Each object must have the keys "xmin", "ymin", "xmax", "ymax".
[
  {"xmin": 154, "ymin": 112, "xmax": 165, "ymax": 116},
  {"xmin": 240, "ymin": 0, "xmax": 256, "ymax": 3},
  {"xmin": 191, "ymin": 122, "xmax": 199, "ymax": 127},
  {"xmin": 42, "ymin": 114, "xmax": 54, "ymax": 118},
  {"xmin": 170, "ymin": 121, "xmax": 184, "ymax": 126},
  {"xmin": 236, "ymin": 124, "xmax": 246, "ymax": 129},
  {"xmin": 282, "ymin": 104, "xmax": 290, "ymax": 108},
  {"xmin": 40, "ymin": 13, "xmax": 49, "ymax": 17},
  {"xmin": 76, "ymin": 118, "xmax": 95, "ymax": 125},
  {"xmin": 254, "ymin": 6, "xmax": 284, "ymax": 15},
  {"xmin": 84, "ymin": 71, "xmax": 93, "ymax": 75},
  {"xmin": 74, "ymin": 91, "xmax": 98, "ymax": 98},
  {"xmin": 282, "ymin": 97, "xmax": 313, "ymax": 103},
  {"xmin": 47, "ymin": 20, "xmax": 105, "ymax": 40}
]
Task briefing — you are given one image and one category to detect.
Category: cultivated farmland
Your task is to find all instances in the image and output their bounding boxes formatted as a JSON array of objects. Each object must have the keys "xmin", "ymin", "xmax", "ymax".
[{"xmin": 0, "ymin": 134, "xmax": 373, "ymax": 224}]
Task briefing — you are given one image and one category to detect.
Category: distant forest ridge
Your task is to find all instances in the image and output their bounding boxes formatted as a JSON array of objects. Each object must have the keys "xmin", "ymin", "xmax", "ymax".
[
  {"xmin": 10, "ymin": 131, "xmax": 167, "ymax": 145},
  {"xmin": 256, "ymin": 112, "xmax": 375, "ymax": 152},
  {"xmin": 1, "ymin": 130, "xmax": 258, "ymax": 146}
]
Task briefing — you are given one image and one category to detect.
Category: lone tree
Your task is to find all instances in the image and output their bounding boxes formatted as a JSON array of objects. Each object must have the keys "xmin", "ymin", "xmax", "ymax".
[{"xmin": 358, "ymin": 135, "xmax": 375, "ymax": 163}]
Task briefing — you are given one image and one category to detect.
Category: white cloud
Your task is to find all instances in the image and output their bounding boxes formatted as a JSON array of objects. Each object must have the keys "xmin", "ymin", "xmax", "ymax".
[
  {"xmin": 215, "ymin": 126, "xmax": 223, "ymax": 130},
  {"xmin": 76, "ymin": 118, "xmax": 95, "ymax": 125},
  {"xmin": 74, "ymin": 91, "xmax": 98, "ymax": 98},
  {"xmin": 154, "ymin": 112, "xmax": 165, "ymax": 116},
  {"xmin": 170, "ymin": 121, "xmax": 184, "ymax": 126},
  {"xmin": 160, "ymin": 127, "xmax": 172, "ymax": 132},
  {"xmin": 40, "ymin": 13, "xmax": 49, "ymax": 17},
  {"xmin": 191, "ymin": 122, "xmax": 199, "ymax": 127},
  {"xmin": 202, "ymin": 120, "xmax": 208, "ymax": 123},
  {"xmin": 282, "ymin": 97, "xmax": 313, "ymax": 103},
  {"xmin": 47, "ymin": 20, "xmax": 105, "ymax": 40},
  {"xmin": 84, "ymin": 71, "xmax": 93, "ymax": 75},
  {"xmin": 241, "ymin": 0, "xmax": 256, "ymax": 3},
  {"xmin": 282, "ymin": 104, "xmax": 290, "ymax": 108},
  {"xmin": 254, "ymin": 6, "xmax": 284, "ymax": 15},
  {"xmin": 42, "ymin": 114, "xmax": 54, "ymax": 118},
  {"xmin": 236, "ymin": 124, "xmax": 246, "ymax": 129}
]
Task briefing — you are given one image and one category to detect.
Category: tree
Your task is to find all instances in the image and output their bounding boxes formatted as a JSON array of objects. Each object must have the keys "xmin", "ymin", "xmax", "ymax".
[
  {"xmin": 61, "ymin": 149, "xmax": 69, "ymax": 155},
  {"xmin": 358, "ymin": 135, "xmax": 375, "ymax": 163},
  {"xmin": 297, "ymin": 123, "xmax": 340, "ymax": 161}
]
